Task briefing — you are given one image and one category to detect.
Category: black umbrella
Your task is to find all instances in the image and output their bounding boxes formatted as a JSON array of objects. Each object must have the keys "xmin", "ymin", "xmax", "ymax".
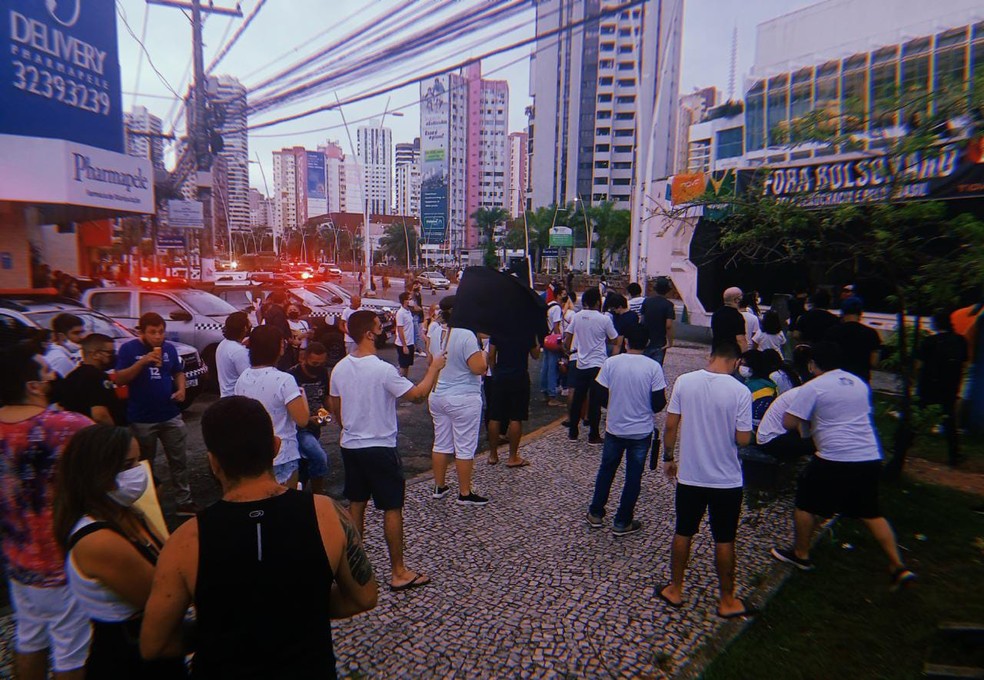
[{"xmin": 450, "ymin": 266, "xmax": 548, "ymax": 343}]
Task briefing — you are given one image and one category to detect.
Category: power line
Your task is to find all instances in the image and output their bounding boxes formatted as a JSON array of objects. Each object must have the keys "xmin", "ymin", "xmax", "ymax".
[
  {"xmin": 207, "ymin": 0, "xmax": 268, "ymax": 74},
  {"xmin": 117, "ymin": 1, "xmax": 181, "ymax": 99},
  {"xmin": 129, "ymin": 4, "xmax": 150, "ymax": 110}
]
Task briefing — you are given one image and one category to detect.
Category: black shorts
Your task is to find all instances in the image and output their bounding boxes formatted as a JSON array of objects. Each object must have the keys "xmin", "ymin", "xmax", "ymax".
[
  {"xmin": 397, "ymin": 345, "xmax": 415, "ymax": 368},
  {"xmin": 674, "ymin": 483, "xmax": 743, "ymax": 543},
  {"xmin": 340, "ymin": 446, "xmax": 405, "ymax": 510},
  {"xmin": 488, "ymin": 377, "xmax": 531, "ymax": 423},
  {"xmin": 795, "ymin": 456, "xmax": 881, "ymax": 519}
]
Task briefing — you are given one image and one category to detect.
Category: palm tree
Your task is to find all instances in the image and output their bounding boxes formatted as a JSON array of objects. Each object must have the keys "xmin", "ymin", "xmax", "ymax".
[
  {"xmin": 525, "ymin": 205, "xmax": 555, "ymax": 273},
  {"xmin": 589, "ymin": 201, "xmax": 631, "ymax": 271},
  {"xmin": 472, "ymin": 206, "xmax": 510, "ymax": 267},
  {"xmin": 378, "ymin": 223, "xmax": 419, "ymax": 266}
]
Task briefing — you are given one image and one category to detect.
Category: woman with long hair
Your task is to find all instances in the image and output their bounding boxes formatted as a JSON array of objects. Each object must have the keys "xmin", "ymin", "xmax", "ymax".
[{"xmin": 53, "ymin": 425, "xmax": 186, "ymax": 679}]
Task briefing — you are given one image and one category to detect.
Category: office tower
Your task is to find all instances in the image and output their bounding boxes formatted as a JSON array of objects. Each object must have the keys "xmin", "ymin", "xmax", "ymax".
[{"xmin": 356, "ymin": 124, "xmax": 393, "ymax": 215}]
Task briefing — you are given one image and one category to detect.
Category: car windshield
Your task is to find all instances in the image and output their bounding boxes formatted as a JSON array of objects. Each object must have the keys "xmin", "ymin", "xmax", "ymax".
[
  {"xmin": 28, "ymin": 310, "xmax": 134, "ymax": 339},
  {"xmin": 290, "ymin": 288, "xmax": 336, "ymax": 307},
  {"xmin": 424, "ymin": 272, "xmax": 444, "ymax": 278},
  {"xmin": 313, "ymin": 282, "xmax": 350, "ymax": 301},
  {"xmin": 174, "ymin": 290, "xmax": 237, "ymax": 316}
]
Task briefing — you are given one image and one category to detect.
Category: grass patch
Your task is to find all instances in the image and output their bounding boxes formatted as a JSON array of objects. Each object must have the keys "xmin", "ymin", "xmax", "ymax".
[{"xmin": 703, "ymin": 405, "xmax": 984, "ymax": 680}]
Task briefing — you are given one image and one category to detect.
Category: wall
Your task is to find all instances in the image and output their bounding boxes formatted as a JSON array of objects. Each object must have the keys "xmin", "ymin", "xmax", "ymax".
[{"xmin": 0, "ymin": 204, "xmax": 32, "ymax": 288}]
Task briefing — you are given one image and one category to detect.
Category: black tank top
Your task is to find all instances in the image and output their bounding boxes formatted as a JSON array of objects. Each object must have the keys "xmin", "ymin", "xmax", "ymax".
[{"xmin": 192, "ymin": 489, "xmax": 336, "ymax": 679}]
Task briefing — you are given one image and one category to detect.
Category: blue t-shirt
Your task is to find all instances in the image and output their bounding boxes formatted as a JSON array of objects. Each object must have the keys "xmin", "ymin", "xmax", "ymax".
[{"xmin": 117, "ymin": 339, "xmax": 183, "ymax": 424}]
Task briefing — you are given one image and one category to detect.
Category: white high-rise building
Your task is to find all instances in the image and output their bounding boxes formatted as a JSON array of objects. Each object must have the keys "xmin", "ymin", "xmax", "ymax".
[
  {"xmin": 340, "ymin": 159, "xmax": 365, "ymax": 214},
  {"xmin": 356, "ymin": 124, "xmax": 392, "ymax": 215},
  {"xmin": 248, "ymin": 188, "xmax": 272, "ymax": 228},
  {"xmin": 123, "ymin": 106, "xmax": 164, "ymax": 170},
  {"xmin": 529, "ymin": 0, "xmax": 683, "ymax": 209},
  {"xmin": 506, "ymin": 132, "xmax": 529, "ymax": 218},
  {"xmin": 206, "ymin": 75, "xmax": 250, "ymax": 233},
  {"xmin": 272, "ymin": 147, "xmax": 303, "ymax": 243},
  {"xmin": 394, "ymin": 139, "xmax": 421, "ymax": 217}
]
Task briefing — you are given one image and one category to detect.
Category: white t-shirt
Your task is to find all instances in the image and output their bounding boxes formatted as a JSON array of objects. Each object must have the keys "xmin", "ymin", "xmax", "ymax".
[
  {"xmin": 395, "ymin": 307, "xmax": 415, "ymax": 347},
  {"xmin": 741, "ymin": 310, "xmax": 761, "ymax": 342},
  {"xmin": 546, "ymin": 302, "xmax": 564, "ymax": 334},
  {"xmin": 44, "ymin": 343, "xmax": 81, "ymax": 378},
  {"xmin": 288, "ymin": 319, "xmax": 310, "ymax": 349},
  {"xmin": 234, "ymin": 367, "xmax": 304, "ymax": 466},
  {"xmin": 756, "ymin": 386, "xmax": 806, "ymax": 445},
  {"xmin": 215, "ymin": 338, "xmax": 250, "ymax": 398},
  {"xmin": 786, "ymin": 369, "xmax": 881, "ymax": 462},
  {"xmin": 752, "ymin": 330, "xmax": 786, "ymax": 353},
  {"xmin": 427, "ymin": 321, "xmax": 446, "ymax": 356},
  {"xmin": 770, "ymin": 370, "xmax": 796, "ymax": 394},
  {"xmin": 433, "ymin": 328, "xmax": 483, "ymax": 397},
  {"xmin": 628, "ymin": 296, "xmax": 646, "ymax": 315},
  {"xmin": 596, "ymin": 353, "xmax": 667, "ymax": 438},
  {"xmin": 566, "ymin": 309, "xmax": 618, "ymax": 369},
  {"xmin": 668, "ymin": 369, "xmax": 753, "ymax": 488},
  {"xmin": 329, "ymin": 354, "xmax": 414, "ymax": 449},
  {"xmin": 341, "ymin": 305, "xmax": 362, "ymax": 344}
]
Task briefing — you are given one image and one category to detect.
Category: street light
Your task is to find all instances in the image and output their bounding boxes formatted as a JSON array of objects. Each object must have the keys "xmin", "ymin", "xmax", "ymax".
[{"xmin": 574, "ymin": 195, "xmax": 592, "ymax": 276}]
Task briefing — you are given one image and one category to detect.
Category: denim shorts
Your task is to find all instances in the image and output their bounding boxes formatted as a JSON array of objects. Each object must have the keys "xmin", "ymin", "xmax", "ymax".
[
  {"xmin": 273, "ymin": 459, "xmax": 300, "ymax": 485},
  {"xmin": 297, "ymin": 429, "xmax": 330, "ymax": 478}
]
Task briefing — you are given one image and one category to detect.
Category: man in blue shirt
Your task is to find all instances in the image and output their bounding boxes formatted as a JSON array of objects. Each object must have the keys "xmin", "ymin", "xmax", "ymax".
[{"xmin": 115, "ymin": 312, "xmax": 199, "ymax": 515}]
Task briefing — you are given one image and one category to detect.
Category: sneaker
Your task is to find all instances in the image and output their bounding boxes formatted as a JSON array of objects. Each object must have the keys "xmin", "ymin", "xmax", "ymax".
[
  {"xmin": 568, "ymin": 428, "xmax": 579, "ymax": 441},
  {"xmin": 890, "ymin": 567, "xmax": 917, "ymax": 592},
  {"xmin": 770, "ymin": 547, "xmax": 815, "ymax": 571},
  {"xmin": 432, "ymin": 485, "xmax": 451, "ymax": 499},
  {"xmin": 612, "ymin": 520, "xmax": 642, "ymax": 536},
  {"xmin": 585, "ymin": 512, "xmax": 603, "ymax": 529},
  {"xmin": 176, "ymin": 502, "xmax": 203, "ymax": 517},
  {"xmin": 457, "ymin": 492, "xmax": 490, "ymax": 506},
  {"xmin": 588, "ymin": 434, "xmax": 604, "ymax": 445},
  {"xmin": 561, "ymin": 419, "xmax": 571, "ymax": 427}
]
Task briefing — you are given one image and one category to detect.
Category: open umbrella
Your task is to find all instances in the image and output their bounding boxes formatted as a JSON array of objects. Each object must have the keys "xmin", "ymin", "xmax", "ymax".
[{"xmin": 450, "ymin": 266, "xmax": 548, "ymax": 343}]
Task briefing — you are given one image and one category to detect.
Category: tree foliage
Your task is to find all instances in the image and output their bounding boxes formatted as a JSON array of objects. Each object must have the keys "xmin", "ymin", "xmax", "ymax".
[{"xmin": 378, "ymin": 222, "xmax": 419, "ymax": 265}]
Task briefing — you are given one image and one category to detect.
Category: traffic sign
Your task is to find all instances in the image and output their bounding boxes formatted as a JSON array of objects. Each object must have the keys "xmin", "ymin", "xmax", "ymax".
[{"xmin": 549, "ymin": 226, "xmax": 573, "ymax": 247}]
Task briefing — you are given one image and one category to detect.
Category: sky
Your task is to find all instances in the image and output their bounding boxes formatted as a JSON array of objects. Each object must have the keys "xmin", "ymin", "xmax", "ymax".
[{"xmin": 114, "ymin": 0, "xmax": 819, "ymax": 191}]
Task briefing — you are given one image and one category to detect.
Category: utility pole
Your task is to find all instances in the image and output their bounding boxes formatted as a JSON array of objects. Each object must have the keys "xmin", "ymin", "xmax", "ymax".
[
  {"xmin": 126, "ymin": 127, "xmax": 175, "ymax": 273},
  {"xmin": 146, "ymin": 0, "xmax": 241, "ymax": 281}
]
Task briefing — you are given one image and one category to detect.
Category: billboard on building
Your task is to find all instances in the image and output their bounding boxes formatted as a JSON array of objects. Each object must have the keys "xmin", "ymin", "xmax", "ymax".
[
  {"xmin": 1, "ymin": 0, "xmax": 124, "ymax": 152},
  {"xmin": 420, "ymin": 75, "xmax": 449, "ymax": 245},
  {"xmin": 306, "ymin": 150, "xmax": 327, "ymax": 218}
]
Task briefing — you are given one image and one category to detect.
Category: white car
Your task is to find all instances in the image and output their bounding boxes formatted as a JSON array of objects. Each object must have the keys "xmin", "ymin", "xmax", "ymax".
[{"xmin": 417, "ymin": 271, "xmax": 451, "ymax": 290}]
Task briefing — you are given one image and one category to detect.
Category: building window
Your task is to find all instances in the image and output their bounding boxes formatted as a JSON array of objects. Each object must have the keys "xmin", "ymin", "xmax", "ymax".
[
  {"xmin": 601, "ymin": 24, "xmax": 615, "ymax": 35},
  {"xmin": 592, "ymin": 193, "xmax": 609, "ymax": 201},
  {"xmin": 601, "ymin": 42, "xmax": 615, "ymax": 52},
  {"xmin": 614, "ymin": 129, "xmax": 633, "ymax": 137},
  {"xmin": 595, "ymin": 160, "xmax": 609, "ymax": 168},
  {"xmin": 688, "ymin": 140, "xmax": 711, "ymax": 172},
  {"xmin": 716, "ymin": 127, "xmax": 743, "ymax": 159},
  {"xmin": 902, "ymin": 38, "xmax": 931, "ymax": 120},
  {"xmin": 599, "ymin": 76, "xmax": 614, "ymax": 86},
  {"xmin": 615, "ymin": 112, "xmax": 634, "ymax": 120},
  {"xmin": 614, "ymin": 145, "xmax": 633, "ymax": 153},
  {"xmin": 597, "ymin": 110, "xmax": 612, "ymax": 119},
  {"xmin": 617, "ymin": 78, "xmax": 635, "ymax": 87},
  {"xmin": 599, "ymin": 59, "xmax": 615, "ymax": 69},
  {"xmin": 766, "ymin": 74, "xmax": 789, "ymax": 147},
  {"xmin": 595, "ymin": 144, "xmax": 610, "ymax": 152},
  {"xmin": 596, "ymin": 127, "xmax": 611, "ymax": 136},
  {"xmin": 841, "ymin": 54, "xmax": 868, "ymax": 133},
  {"xmin": 790, "ymin": 68, "xmax": 813, "ymax": 122},
  {"xmin": 599, "ymin": 93, "xmax": 613, "ymax": 103},
  {"xmin": 617, "ymin": 62, "xmax": 634, "ymax": 71},
  {"xmin": 745, "ymin": 81, "xmax": 765, "ymax": 152},
  {"xmin": 870, "ymin": 47, "xmax": 899, "ymax": 129},
  {"xmin": 611, "ymin": 178, "xmax": 630, "ymax": 186},
  {"xmin": 934, "ymin": 28, "xmax": 969, "ymax": 96},
  {"xmin": 616, "ymin": 95, "xmax": 635, "ymax": 104},
  {"xmin": 613, "ymin": 161, "xmax": 632, "ymax": 169}
]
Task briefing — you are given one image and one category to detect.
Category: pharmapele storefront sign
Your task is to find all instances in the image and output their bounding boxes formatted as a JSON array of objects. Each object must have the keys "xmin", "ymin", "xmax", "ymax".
[{"xmin": 1, "ymin": 0, "xmax": 124, "ymax": 152}]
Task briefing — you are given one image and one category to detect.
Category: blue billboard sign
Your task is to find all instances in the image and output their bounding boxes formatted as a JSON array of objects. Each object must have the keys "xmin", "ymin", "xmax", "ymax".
[
  {"xmin": 420, "ymin": 180, "xmax": 447, "ymax": 245},
  {"xmin": 1, "ymin": 0, "xmax": 124, "ymax": 152},
  {"xmin": 306, "ymin": 151, "xmax": 326, "ymax": 199}
]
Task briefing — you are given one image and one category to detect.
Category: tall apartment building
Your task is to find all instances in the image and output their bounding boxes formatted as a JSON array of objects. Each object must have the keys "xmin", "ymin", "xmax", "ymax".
[
  {"xmin": 272, "ymin": 147, "xmax": 303, "ymax": 244},
  {"xmin": 248, "ymin": 188, "xmax": 272, "ymax": 228},
  {"xmin": 356, "ymin": 124, "xmax": 393, "ymax": 215},
  {"xmin": 419, "ymin": 61, "xmax": 509, "ymax": 252},
  {"xmin": 506, "ymin": 131, "xmax": 529, "ymax": 217},
  {"xmin": 206, "ymin": 75, "xmax": 250, "ymax": 233},
  {"xmin": 675, "ymin": 87, "xmax": 718, "ymax": 173},
  {"xmin": 529, "ymin": 0, "xmax": 683, "ymax": 209},
  {"xmin": 123, "ymin": 106, "xmax": 165, "ymax": 170},
  {"xmin": 395, "ymin": 138, "xmax": 421, "ymax": 217}
]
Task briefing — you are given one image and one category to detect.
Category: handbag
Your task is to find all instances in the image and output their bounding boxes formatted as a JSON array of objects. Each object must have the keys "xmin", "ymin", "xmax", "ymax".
[{"xmin": 543, "ymin": 333, "xmax": 563, "ymax": 352}]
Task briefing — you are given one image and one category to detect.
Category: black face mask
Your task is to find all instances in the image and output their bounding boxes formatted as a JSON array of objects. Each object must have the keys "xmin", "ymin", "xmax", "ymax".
[{"xmin": 288, "ymin": 312, "xmax": 300, "ymax": 320}]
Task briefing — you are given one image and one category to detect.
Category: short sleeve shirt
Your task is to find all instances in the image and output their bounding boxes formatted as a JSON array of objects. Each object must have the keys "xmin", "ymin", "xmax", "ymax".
[
  {"xmin": 395, "ymin": 307, "xmax": 415, "ymax": 347},
  {"xmin": 710, "ymin": 306, "xmax": 746, "ymax": 350},
  {"xmin": 329, "ymin": 354, "xmax": 414, "ymax": 449},
  {"xmin": 596, "ymin": 353, "xmax": 667, "ymax": 438},
  {"xmin": 546, "ymin": 303, "xmax": 564, "ymax": 334},
  {"xmin": 786, "ymin": 369, "xmax": 880, "ymax": 462},
  {"xmin": 641, "ymin": 295, "xmax": 675, "ymax": 348},
  {"xmin": 756, "ymin": 387, "xmax": 803, "ymax": 445},
  {"xmin": 0, "ymin": 409, "xmax": 93, "ymax": 586},
  {"xmin": 234, "ymin": 367, "xmax": 304, "ymax": 466},
  {"xmin": 341, "ymin": 306, "xmax": 362, "ymax": 344},
  {"xmin": 491, "ymin": 335, "xmax": 534, "ymax": 381},
  {"xmin": 117, "ymin": 339, "xmax": 183, "ymax": 424},
  {"xmin": 288, "ymin": 364, "xmax": 330, "ymax": 434},
  {"xmin": 44, "ymin": 344, "xmax": 81, "ymax": 378},
  {"xmin": 57, "ymin": 364, "xmax": 127, "ymax": 425},
  {"xmin": 433, "ymin": 328, "xmax": 483, "ymax": 397},
  {"xmin": 566, "ymin": 310, "xmax": 618, "ymax": 369},
  {"xmin": 216, "ymin": 338, "xmax": 251, "ymax": 398},
  {"xmin": 824, "ymin": 321, "xmax": 881, "ymax": 383}
]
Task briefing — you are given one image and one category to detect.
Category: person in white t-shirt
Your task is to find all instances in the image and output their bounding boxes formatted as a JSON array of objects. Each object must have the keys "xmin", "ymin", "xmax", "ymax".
[
  {"xmin": 540, "ymin": 292, "xmax": 566, "ymax": 407},
  {"xmin": 563, "ymin": 287, "xmax": 618, "ymax": 443},
  {"xmin": 394, "ymin": 292, "xmax": 416, "ymax": 377},
  {"xmin": 770, "ymin": 341, "xmax": 916, "ymax": 590},
  {"xmin": 339, "ymin": 294, "xmax": 363, "ymax": 355},
  {"xmin": 740, "ymin": 292, "xmax": 761, "ymax": 344},
  {"xmin": 586, "ymin": 326, "xmax": 667, "ymax": 536},
  {"xmin": 626, "ymin": 282, "xmax": 646, "ymax": 315},
  {"xmin": 329, "ymin": 310, "xmax": 445, "ymax": 591},
  {"xmin": 234, "ymin": 325, "xmax": 309, "ymax": 489},
  {"xmin": 659, "ymin": 341, "xmax": 755, "ymax": 619},
  {"xmin": 45, "ymin": 312, "xmax": 85, "ymax": 377},
  {"xmin": 287, "ymin": 305, "xmax": 311, "ymax": 352},
  {"xmin": 215, "ymin": 312, "xmax": 252, "ymax": 397}
]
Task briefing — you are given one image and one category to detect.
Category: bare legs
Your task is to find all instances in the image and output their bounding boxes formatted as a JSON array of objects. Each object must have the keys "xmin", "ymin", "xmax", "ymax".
[
  {"xmin": 431, "ymin": 452, "xmax": 474, "ymax": 496},
  {"xmin": 488, "ymin": 420, "xmax": 524, "ymax": 466},
  {"xmin": 791, "ymin": 510, "xmax": 905, "ymax": 571},
  {"xmin": 348, "ymin": 500, "xmax": 428, "ymax": 589},
  {"xmin": 660, "ymin": 535, "xmax": 745, "ymax": 615}
]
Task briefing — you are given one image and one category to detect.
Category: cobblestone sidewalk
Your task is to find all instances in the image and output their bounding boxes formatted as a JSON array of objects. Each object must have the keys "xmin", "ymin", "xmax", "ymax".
[{"xmin": 0, "ymin": 346, "xmax": 797, "ymax": 678}]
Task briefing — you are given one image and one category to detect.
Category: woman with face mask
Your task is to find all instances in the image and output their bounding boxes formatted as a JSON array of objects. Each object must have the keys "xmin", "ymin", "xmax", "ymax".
[{"xmin": 53, "ymin": 425, "xmax": 187, "ymax": 678}]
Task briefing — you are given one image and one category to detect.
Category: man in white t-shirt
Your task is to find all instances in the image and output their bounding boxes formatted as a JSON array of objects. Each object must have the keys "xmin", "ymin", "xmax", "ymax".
[
  {"xmin": 329, "ymin": 310, "xmax": 446, "ymax": 591},
  {"xmin": 394, "ymin": 292, "xmax": 416, "ymax": 377},
  {"xmin": 626, "ymin": 282, "xmax": 645, "ymax": 315},
  {"xmin": 770, "ymin": 341, "xmax": 916, "ymax": 590},
  {"xmin": 586, "ymin": 326, "xmax": 667, "ymax": 536},
  {"xmin": 659, "ymin": 341, "xmax": 755, "ymax": 619},
  {"xmin": 234, "ymin": 325, "xmax": 309, "ymax": 489},
  {"xmin": 564, "ymin": 287, "xmax": 618, "ymax": 443},
  {"xmin": 339, "ymin": 294, "xmax": 363, "ymax": 355},
  {"xmin": 755, "ymin": 386, "xmax": 815, "ymax": 460},
  {"xmin": 215, "ymin": 312, "xmax": 251, "ymax": 397},
  {"xmin": 44, "ymin": 312, "xmax": 85, "ymax": 377}
]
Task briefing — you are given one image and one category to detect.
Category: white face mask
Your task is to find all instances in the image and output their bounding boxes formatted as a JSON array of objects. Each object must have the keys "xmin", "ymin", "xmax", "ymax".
[
  {"xmin": 738, "ymin": 366, "xmax": 753, "ymax": 379},
  {"xmin": 108, "ymin": 465, "xmax": 149, "ymax": 507},
  {"xmin": 62, "ymin": 340, "xmax": 81, "ymax": 353}
]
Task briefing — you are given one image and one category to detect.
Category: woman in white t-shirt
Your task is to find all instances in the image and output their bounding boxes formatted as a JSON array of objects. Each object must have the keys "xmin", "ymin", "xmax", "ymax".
[
  {"xmin": 428, "ymin": 296, "xmax": 489, "ymax": 506},
  {"xmin": 751, "ymin": 310, "xmax": 786, "ymax": 356}
]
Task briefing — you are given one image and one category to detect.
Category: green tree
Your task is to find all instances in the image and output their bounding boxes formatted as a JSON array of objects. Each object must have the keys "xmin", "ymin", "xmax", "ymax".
[
  {"xmin": 472, "ymin": 206, "xmax": 510, "ymax": 267},
  {"xmin": 378, "ymin": 222, "xmax": 419, "ymax": 266},
  {"xmin": 588, "ymin": 201, "xmax": 630, "ymax": 270}
]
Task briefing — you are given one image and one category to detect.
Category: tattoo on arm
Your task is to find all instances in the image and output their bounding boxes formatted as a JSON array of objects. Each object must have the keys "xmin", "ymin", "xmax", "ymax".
[{"xmin": 337, "ymin": 507, "xmax": 374, "ymax": 586}]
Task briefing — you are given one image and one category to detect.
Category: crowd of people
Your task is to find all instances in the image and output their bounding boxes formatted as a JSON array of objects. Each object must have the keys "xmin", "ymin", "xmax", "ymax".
[{"xmin": 2, "ymin": 270, "xmax": 978, "ymax": 677}]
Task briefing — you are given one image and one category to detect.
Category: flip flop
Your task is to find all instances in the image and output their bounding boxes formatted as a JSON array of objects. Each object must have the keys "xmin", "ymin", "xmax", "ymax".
[
  {"xmin": 390, "ymin": 573, "xmax": 431, "ymax": 592},
  {"xmin": 657, "ymin": 586, "xmax": 683, "ymax": 609},
  {"xmin": 717, "ymin": 602, "xmax": 758, "ymax": 619},
  {"xmin": 505, "ymin": 459, "xmax": 531, "ymax": 468},
  {"xmin": 488, "ymin": 455, "xmax": 499, "ymax": 465}
]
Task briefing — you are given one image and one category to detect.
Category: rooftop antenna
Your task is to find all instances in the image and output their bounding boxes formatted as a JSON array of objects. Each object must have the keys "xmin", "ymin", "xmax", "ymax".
[{"xmin": 728, "ymin": 24, "xmax": 738, "ymax": 101}]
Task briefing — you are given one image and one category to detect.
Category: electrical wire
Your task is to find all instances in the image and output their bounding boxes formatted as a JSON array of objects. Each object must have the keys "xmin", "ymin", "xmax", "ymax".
[
  {"xmin": 129, "ymin": 4, "xmax": 150, "ymax": 110},
  {"xmin": 117, "ymin": 1, "xmax": 181, "ymax": 99},
  {"xmin": 207, "ymin": 0, "xmax": 268, "ymax": 74}
]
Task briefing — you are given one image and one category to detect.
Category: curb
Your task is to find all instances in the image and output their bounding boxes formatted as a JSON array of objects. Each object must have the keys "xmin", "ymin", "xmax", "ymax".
[{"xmin": 672, "ymin": 520, "xmax": 837, "ymax": 680}]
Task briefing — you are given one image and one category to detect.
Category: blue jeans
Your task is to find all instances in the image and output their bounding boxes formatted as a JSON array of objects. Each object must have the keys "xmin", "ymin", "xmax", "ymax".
[
  {"xmin": 297, "ymin": 429, "xmax": 330, "ymax": 478},
  {"xmin": 589, "ymin": 432, "xmax": 653, "ymax": 527},
  {"xmin": 540, "ymin": 350, "xmax": 561, "ymax": 398},
  {"xmin": 644, "ymin": 345, "xmax": 666, "ymax": 365}
]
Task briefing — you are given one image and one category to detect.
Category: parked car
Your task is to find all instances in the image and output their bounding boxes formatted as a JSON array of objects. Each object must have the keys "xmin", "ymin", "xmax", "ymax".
[
  {"xmin": 82, "ymin": 285, "xmax": 237, "ymax": 392},
  {"xmin": 316, "ymin": 263, "xmax": 344, "ymax": 281},
  {"xmin": 417, "ymin": 271, "xmax": 451, "ymax": 290},
  {"xmin": 307, "ymin": 282, "xmax": 398, "ymax": 343},
  {"xmin": 0, "ymin": 294, "xmax": 207, "ymax": 407}
]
